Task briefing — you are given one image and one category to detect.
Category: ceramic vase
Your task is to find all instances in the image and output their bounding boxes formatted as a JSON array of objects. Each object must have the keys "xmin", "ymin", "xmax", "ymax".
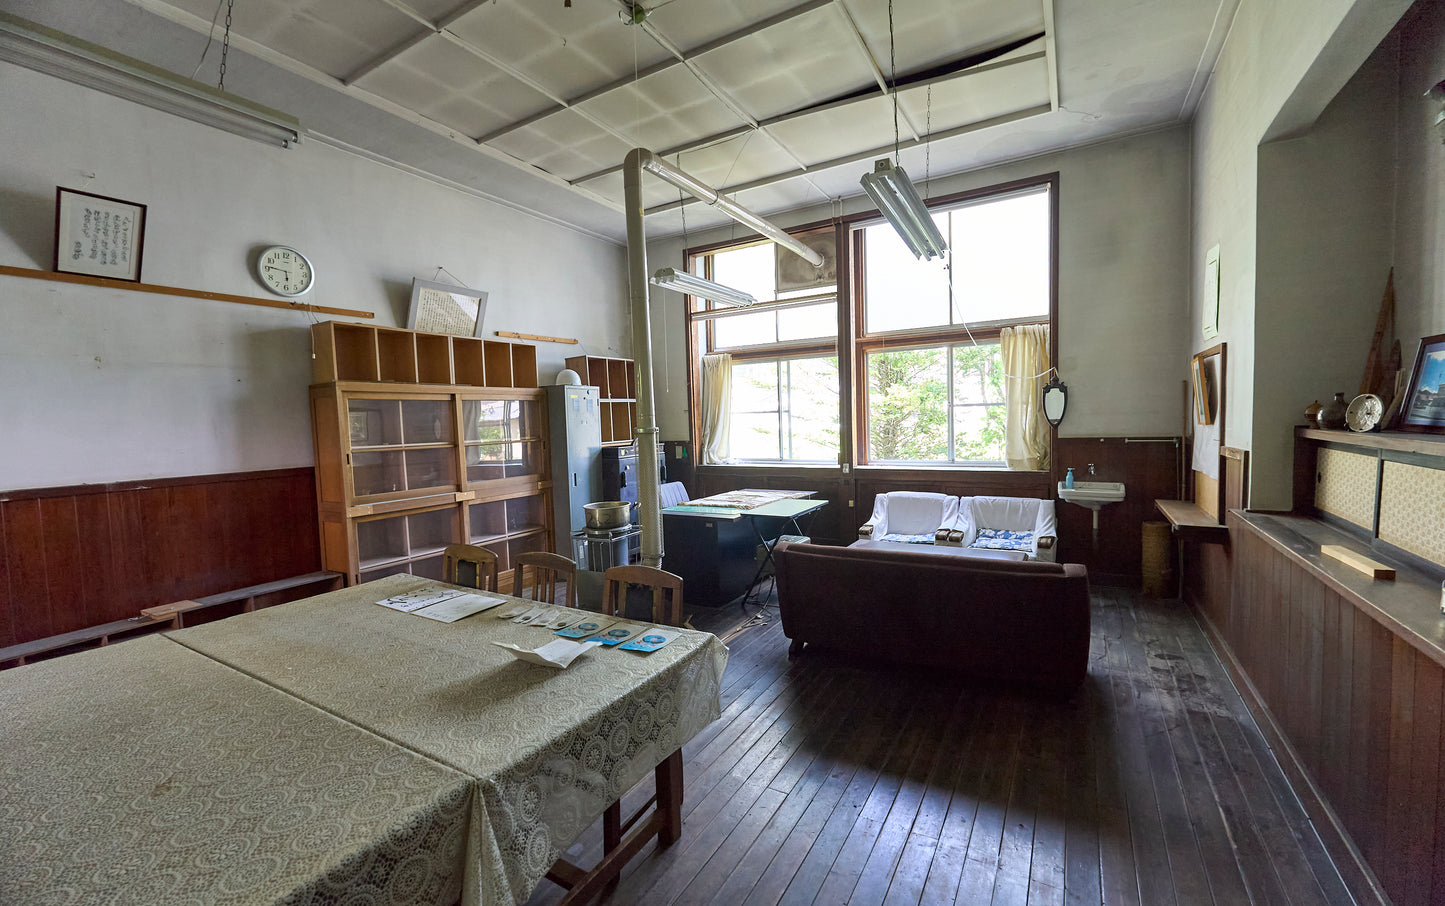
[{"xmin": 1319, "ymin": 392, "xmax": 1349, "ymax": 430}]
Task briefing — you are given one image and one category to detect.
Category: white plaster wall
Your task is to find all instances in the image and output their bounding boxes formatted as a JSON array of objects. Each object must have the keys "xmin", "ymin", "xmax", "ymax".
[
  {"xmin": 0, "ymin": 63, "xmax": 628, "ymax": 489},
  {"xmin": 1394, "ymin": 0, "xmax": 1445, "ymax": 344},
  {"xmin": 644, "ymin": 127, "xmax": 1192, "ymax": 444},
  {"xmin": 1190, "ymin": 0, "xmax": 1412, "ymax": 507},
  {"xmin": 1252, "ymin": 41, "xmax": 1399, "ymax": 511}
]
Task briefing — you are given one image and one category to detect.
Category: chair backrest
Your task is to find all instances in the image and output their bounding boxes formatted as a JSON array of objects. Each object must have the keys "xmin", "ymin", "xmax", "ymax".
[
  {"xmin": 969, "ymin": 496, "xmax": 1046, "ymax": 532},
  {"xmin": 513, "ymin": 551, "xmax": 578, "ymax": 607},
  {"xmin": 876, "ymin": 491, "xmax": 958, "ymax": 536},
  {"xmin": 442, "ymin": 544, "xmax": 498, "ymax": 592},
  {"xmin": 601, "ymin": 565, "xmax": 684, "ymax": 627},
  {"xmin": 660, "ymin": 481, "xmax": 691, "ymax": 508}
]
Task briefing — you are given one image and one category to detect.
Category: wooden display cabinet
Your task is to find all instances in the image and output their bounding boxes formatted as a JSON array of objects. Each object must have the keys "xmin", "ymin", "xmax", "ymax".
[
  {"xmin": 310, "ymin": 354, "xmax": 552, "ymax": 587},
  {"xmin": 565, "ymin": 354, "xmax": 636, "ymax": 445}
]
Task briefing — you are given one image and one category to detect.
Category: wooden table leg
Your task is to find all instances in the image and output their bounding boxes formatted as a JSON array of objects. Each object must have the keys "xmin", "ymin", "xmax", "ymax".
[{"xmin": 656, "ymin": 749, "xmax": 683, "ymax": 846}]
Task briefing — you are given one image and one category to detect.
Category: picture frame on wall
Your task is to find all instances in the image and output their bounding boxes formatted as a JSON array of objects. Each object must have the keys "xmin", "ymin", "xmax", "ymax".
[
  {"xmin": 406, "ymin": 278, "xmax": 488, "ymax": 337},
  {"xmin": 53, "ymin": 187, "xmax": 147, "ymax": 282},
  {"xmin": 1400, "ymin": 333, "xmax": 1445, "ymax": 434}
]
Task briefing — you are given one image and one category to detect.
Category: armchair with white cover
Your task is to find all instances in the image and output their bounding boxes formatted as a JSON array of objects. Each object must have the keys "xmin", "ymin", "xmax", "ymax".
[
  {"xmin": 955, "ymin": 496, "xmax": 1058, "ymax": 561},
  {"xmin": 856, "ymin": 491, "xmax": 961, "ymax": 549}
]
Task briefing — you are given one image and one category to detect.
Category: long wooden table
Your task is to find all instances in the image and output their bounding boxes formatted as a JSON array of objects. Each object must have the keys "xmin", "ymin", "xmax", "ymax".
[{"xmin": 0, "ymin": 576, "xmax": 728, "ymax": 905}]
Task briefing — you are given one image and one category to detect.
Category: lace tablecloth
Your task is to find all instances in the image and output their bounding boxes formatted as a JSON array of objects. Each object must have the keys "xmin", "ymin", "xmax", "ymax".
[
  {"xmin": 167, "ymin": 575, "xmax": 729, "ymax": 906},
  {"xmin": 0, "ymin": 634, "xmax": 473, "ymax": 906}
]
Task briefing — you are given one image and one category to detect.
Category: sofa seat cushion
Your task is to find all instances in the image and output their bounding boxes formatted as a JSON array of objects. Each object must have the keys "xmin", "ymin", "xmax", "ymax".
[
  {"xmin": 878, "ymin": 531, "xmax": 936, "ymax": 545},
  {"xmin": 970, "ymin": 528, "xmax": 1035, "ymax": 552}
]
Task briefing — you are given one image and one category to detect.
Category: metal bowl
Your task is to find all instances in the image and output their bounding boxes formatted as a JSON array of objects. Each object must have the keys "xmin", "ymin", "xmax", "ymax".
[{"xmin": 583, "ymin": 500, "xmax": 632, "ymax": 529}]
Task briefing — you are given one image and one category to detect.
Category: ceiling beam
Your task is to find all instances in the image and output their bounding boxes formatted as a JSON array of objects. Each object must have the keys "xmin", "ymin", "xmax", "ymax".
[
  {"xmin": 572, "ymin": 45, "xmax": 1046, "ymax": 186},
  {"xmin": 640, "ymin": 102, "xmax": 1052, "ymax": 216},
  {"xmin": 832, "ymin": 0, "xmax": 920, "ymax": 143}
]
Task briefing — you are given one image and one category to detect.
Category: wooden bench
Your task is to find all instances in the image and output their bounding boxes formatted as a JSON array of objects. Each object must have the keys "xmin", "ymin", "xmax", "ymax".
[{"xmin": 0, "ymin": 571, "xmax": 344, "ymax": 669}]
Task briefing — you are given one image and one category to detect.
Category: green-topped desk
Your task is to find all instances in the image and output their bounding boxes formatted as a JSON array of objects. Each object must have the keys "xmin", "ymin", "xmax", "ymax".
[{"xmin": 663, "ymin": 491, "xmax": 828, "ymax": 606}]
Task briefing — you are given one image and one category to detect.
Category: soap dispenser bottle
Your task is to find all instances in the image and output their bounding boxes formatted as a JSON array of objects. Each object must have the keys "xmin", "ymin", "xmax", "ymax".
[{"xmin": 1065, "ymin": 467, "xmax": 1075, "ymax": 489}]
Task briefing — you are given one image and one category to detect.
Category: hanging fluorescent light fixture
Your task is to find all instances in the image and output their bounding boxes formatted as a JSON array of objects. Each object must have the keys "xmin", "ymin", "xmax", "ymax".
[
  {"xmin": 860, "ymin": 158, "xmax": 948, "ymax": 261},
  {"xmin": 0, "ymin": 12, "xmax": 301, "ymax": 148},
  {"xmin": 651, "ymin": 267, "xmax": 757, "ymax": 308}
]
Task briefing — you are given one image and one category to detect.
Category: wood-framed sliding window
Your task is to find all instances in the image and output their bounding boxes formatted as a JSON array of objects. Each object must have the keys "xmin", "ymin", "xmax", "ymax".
[
  {"xmin": 852, "ymin": 174, "xmax": 1057, "ymax": 468},
  {"xmin": 686, "ymin": 239, "xmax": 840, "ymax": 464},
  {"xmin": 683, "ymin": 172, "xmax": 1057, "ymax": 472}
]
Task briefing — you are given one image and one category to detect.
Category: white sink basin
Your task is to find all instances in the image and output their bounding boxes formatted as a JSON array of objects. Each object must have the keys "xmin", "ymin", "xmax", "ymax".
[{"xmin": 1057, "ymin": 480, "xmax": 1126, "ymax": 512}]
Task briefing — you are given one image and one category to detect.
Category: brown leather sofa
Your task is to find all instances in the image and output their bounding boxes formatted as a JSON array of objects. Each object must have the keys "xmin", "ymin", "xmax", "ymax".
[{"xmin": 773, "ymin": 540, "xmax": 1091, "ymax": 696}]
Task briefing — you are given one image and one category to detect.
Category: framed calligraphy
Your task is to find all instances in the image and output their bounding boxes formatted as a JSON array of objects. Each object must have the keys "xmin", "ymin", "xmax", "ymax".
[
  {"xmin": 407, "ymin": 278, "xmax": 488, "ymax": 337},
  {"xmin": 53, "ymin": 188, "xmax": 147, "ymax": 282}
]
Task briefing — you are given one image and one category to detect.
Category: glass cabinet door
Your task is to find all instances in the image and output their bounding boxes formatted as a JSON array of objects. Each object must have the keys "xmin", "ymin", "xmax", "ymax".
[
  {"xmin": 461, "ymin": 398, "xmax": 544, "ymax": 484},
  {"xmin": 347, "ymin": 396, "xmax": 457, "ymax": 499}
]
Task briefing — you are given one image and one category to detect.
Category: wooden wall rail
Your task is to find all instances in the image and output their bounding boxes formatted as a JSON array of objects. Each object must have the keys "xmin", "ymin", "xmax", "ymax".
[
  {"xmin": 0, "ymin": 468, "xmax": 321, "ymax": 648},
  {"xmin": 1198, "ymin": 511, "xmax": 1444, "ymax": 906}
]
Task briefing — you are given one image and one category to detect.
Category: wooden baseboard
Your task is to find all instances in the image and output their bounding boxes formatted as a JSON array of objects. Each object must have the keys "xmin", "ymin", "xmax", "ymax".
[{"xmin": 1189, "ymin": 605, "xmax": 1391, "ymax": 906}]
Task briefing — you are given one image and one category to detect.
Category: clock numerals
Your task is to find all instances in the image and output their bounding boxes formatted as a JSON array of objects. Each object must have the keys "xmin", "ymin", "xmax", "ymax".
[{"xmin": 258, "ymin": 247, "xmax": 313, "ymax": 296}]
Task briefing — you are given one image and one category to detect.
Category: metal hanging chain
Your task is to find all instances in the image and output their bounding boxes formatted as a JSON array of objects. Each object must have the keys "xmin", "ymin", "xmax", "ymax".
[
  {"xmin": 925, "ymin": 83, "xmax": 932, "ymax": 198},
  {"xmin": 889, "ymin": 0, "xmax": 899, "ymax": 166},
  {"xmin": 217, "ymin": 0, "xmax": 235, "ymax": 92}
]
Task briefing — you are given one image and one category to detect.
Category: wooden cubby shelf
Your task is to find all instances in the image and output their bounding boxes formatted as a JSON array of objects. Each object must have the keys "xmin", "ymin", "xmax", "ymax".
[
  {"xmin": 313, "ymin": 320, "xmax": 538, "ymax": 389},
  {"xmin": 566, "ymin": 354, "xmax": 637, "ymax": 445}
]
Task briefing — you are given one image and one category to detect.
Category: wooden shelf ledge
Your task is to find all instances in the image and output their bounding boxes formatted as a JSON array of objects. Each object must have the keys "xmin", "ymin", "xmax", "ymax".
[{"xmin": 1155, "ymin": 499, "xmax": 1229, "ymax": 544}]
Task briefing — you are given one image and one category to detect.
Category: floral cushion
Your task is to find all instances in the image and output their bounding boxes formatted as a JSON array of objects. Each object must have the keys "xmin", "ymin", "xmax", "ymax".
[
  {"xmin": 970, "ymin": 528, "xmax": 1034, "ymax": 552},
  {"xmin": 878, "ymin": 532, "xmax": 936, "ymax": 545}
]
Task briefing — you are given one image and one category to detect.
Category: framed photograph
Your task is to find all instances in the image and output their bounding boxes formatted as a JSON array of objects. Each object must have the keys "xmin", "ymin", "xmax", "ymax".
[
  {"xmin": 1400, "ymin": 333, "xmax": 1445, "ymax": 434},
  {"xmin": 407, "ymin": 278, "xmax": 488, "ymax": 337},
  {"xmin": 53, "ymin": 187, "xmax": 147, "ymax": 282}
]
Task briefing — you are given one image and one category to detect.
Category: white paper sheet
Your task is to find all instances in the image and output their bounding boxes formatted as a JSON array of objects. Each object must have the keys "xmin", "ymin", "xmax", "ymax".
[
  {"xmin": 492, "ymin": 638, "xmax": 604, "ymax": 668},
  {"xmin": 412, "ymin": 593, "xmax": 507, "ymax": 623}
]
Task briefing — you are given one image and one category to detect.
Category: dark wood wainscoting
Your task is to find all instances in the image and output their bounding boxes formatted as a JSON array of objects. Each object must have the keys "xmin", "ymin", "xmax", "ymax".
[
  {"xmin": 0, "ymin": 469, "xmax": 320, "ymax": 647},
  {"xmin": 1195, "ymin": 512, "xmax": 1443, "ymax": 906}
]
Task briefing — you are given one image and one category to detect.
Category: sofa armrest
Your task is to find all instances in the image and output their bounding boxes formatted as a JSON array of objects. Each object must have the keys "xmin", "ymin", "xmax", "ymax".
[
  {"xmin": 1036, "ymin": 534, "xmax": 1057, "ymax": 562},
  {"xmin": 858, "ymin": 519, "xmax": 877, "ymax": 540},
  {"xmin": 1037, "ymin": 535, "xmax": 1055, "ymax": 550},
  {"xmin": 933, "ymin": 527, "xmax": 952, "ymax": 544}
]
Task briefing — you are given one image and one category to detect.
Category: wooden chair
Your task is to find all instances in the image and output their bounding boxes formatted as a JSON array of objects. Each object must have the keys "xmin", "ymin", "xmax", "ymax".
[
  {"xmin": 442, "ymin": 544, "xmax": 498, "ymax": 592},
  {"xmin": 513, "ymin": 551, "xmax": 578, "ymax": 607},
  {"xmin": 601, "ymin": 565, "xmax": 684, "ymax": 631},
  {"xmin": 597, "ymin": 564, "xmax": 686, "ymax": 873}
]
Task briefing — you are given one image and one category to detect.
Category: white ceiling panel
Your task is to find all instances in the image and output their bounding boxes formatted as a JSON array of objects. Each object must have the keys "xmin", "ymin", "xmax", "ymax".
[
  {"xmin": 361, "ymin": 38, "xmax": 554, "ymax": 138},
  {"xmin": 576, "ymin": 69, "xmax": 746, "ymax": 153},
  {"xmin": 643, "ymin": 0, "xmax": 819, "ymax": 52},
  {"xmin": 764, "ymin": 93, "xmax": 900, "ymax": 165},
  {"xmin": 445, "ymin": 0, "xmax": 675, "ymax": 100},
  {"xmin": 488, "ymin": 109, "xmax": 635, "ymax": 180},
  {"xmin": 690, "ymin": 6, "xmax": 875, "ymax": 122},
  {"xmin": 845, "ymin": 0, "xmax": 1046, "ymax": 72},
  {"xmin": 161, "ymin": 0, "xmax": 417, "ymax": 78},
  {"xmin": 895, "ymin": 58, "xmax": 1052, "ymax": 133}
]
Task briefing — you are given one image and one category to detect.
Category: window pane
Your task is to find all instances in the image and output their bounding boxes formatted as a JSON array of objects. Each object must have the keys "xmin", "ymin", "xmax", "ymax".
[
  {"xmin": 711, "ymin": 243, "xmax": 776, "ymax": 303},
  {"xmin": 777, "ymin": 301, "xmax": 836, "ymax": 342},
  {"xmin": 866, "ymin": 347, "xmax": 948, "ymax": 462},
  {"xmin": 782, "ymin": 357, "xmax": 839, "ymax": 461},
  {"xmin": 729, "ymin": 357, "xmax": 839, "ymax": 462},
  {"xmin": 953, "ymin": 343, "xmax": 1005, "ymax": 463},
  {"xmin": 862, "ymin": 219, "xmax": 951, "ymax": 334},
  {"xmin": 713, "ymin": 309, "xmax": 777, "ymax": 348},
  {"xmin": 950, "ymin": 190, "xmax": 1050, "ymax": 323},
  {"xmin": 731, "ymin": 361, "xmax": 780, "ymax": 460}
]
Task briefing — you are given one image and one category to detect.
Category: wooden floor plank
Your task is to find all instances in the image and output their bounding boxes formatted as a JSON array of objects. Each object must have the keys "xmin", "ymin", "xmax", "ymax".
[{"xmin": 521, "ymin": 586, "xmax": 1359, "ymax": 906}]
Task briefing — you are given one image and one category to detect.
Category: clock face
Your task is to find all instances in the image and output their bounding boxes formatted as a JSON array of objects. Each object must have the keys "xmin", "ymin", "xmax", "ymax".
[{"xmin": 257, "ymin": 246, "xmax": 314, "ymax": 296}]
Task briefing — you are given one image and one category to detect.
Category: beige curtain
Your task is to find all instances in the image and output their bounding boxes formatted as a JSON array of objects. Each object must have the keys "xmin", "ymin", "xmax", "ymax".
[
  {"xmin": 1001, "ymin": 324, "xmax": 1050, "ymax": 471},
  {"xmin": 700, "ymin": 353, "xmax": 733, "ymax": 465}
]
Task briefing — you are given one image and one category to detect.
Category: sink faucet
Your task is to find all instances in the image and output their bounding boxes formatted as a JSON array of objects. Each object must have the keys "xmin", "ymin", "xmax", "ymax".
[{"xmin": 1088, "ymin": 463, "xmax": 1095, "ymax": 477}]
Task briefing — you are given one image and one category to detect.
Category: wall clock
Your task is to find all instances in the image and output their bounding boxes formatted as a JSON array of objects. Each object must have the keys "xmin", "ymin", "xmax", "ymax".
[{"xmin": 256, "ymin": 246, "xmax": 315, "ymax": 296}]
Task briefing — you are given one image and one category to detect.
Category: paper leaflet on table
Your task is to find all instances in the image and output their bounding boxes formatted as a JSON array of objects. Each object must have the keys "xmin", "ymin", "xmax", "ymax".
[
  {"xmin": 492, "ymin": 638, "xmax": 604, "ymax": 668},
  {"xmin": 618, "ymin": 628, "xmax": 682, "ymax": 653},
  {"xmin": 376, "ymin": 590, "xmax": 507, "ymax": 622}
]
